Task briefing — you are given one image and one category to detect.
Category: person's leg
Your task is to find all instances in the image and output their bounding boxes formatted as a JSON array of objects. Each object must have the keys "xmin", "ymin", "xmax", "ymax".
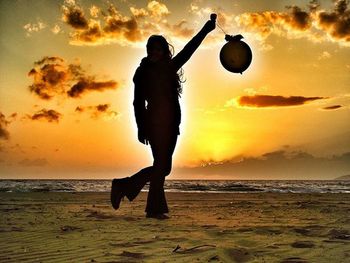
[
  {"xmin": 123, "ymin": 166, "xmax": 153, "ymax": 201},
  {"xmin": 145, "ymin": 132, "xmax": 178, "ymax": 215}
]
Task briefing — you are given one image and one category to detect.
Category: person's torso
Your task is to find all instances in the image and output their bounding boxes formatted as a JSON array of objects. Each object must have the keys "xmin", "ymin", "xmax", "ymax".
[{"xmin": 136, "ymin": 59, "xmax": 181, "ymax": 126}]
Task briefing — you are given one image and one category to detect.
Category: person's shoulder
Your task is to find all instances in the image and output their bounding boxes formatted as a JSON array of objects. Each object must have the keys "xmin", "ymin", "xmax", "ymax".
[{"xmin": 133, "ymin": 57, "xmax": 147, "ymax": 82}]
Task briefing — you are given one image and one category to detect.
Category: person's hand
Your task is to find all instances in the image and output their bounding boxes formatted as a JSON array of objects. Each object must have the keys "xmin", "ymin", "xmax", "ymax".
[
  {"xmin": 138, "ymin": 128, "xmax": 149, "ymax": 145},
  {"xmin": 225, "ymin": 34, "xmax": 244, "ymax": 41},
  {"xmin": 203, "ymin": 14, "xmax": 216, "ymax": 33}
]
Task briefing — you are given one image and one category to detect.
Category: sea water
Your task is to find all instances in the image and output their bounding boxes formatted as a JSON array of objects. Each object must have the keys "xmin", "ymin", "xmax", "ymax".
[{"xmin": 0, "ymin": 179, "xmax": 349, "ymax": 193}]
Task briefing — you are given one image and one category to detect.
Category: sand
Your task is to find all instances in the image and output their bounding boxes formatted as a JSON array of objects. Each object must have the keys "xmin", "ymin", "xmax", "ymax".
[{"xmin": 0, "ymin": 191, "xmax": 349, "ymax": 262}]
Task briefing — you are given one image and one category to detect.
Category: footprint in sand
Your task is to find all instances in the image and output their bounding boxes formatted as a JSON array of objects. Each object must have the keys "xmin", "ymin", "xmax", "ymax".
[
  {"xmin": 290, "ymin": 241, "xmax": 315, "ymax": 248},
  {"xmin": 328, "ymin": 229, "xmax": 350, "ymax": 240},
  {"xmin": 119, "ymin": 250, "xmax": 146, "ymax": 259},
  {"xmin": 293, "ymin": 225, "xmax": 324, "ymax": 237},
  {"xmin": 280, "ymin": 257, "xmax": 309, "ymax": 263},
  {"xmin": 225, "ymin": 247, "xmax": 252, "ymax": 262},
  {"xmin": 86, "ymin": 211, "xmax": 115, "ymax": 220},
  {"xmin": 60, "ymin": 225, "xmax": 80, "ymax": 232}
]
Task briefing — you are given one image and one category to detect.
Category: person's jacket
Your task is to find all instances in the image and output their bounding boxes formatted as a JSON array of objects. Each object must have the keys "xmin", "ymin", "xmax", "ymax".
[{"xmin": 133, "ymin": 26, "xmax": 210, "ymax": 138}]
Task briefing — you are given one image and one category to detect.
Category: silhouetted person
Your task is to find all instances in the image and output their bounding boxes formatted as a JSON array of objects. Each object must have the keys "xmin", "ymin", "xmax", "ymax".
[{"xmin": 111, "ymin": 15, "xmax": 216, "ymax": 219}]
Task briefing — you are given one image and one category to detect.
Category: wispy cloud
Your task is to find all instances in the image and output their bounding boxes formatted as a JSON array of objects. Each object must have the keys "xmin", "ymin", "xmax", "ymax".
[
  {"xmin": 26, "ymin": 108, "xmax": 62, "ymax": 123},
  {"xmin": 234, "ymin": 95, "xmax": 326, "ymax": 108},
  {"xmin": 0, "ymin": 112, "xmax": 17, "ymax": 140},
  {"xmin": 23, "ymin": 20, "xmax": 46, "ymax": 36},
  {"xmin": 0, "ymin": 112, "xmax": 10, "ymax": 140},
  {"xmin": 322, "ymin": 105, "xmax": 342, "ymax": 110},
  {"xmin": 75, "ymin": 104, "xmax": 118, "ymax": 120}
]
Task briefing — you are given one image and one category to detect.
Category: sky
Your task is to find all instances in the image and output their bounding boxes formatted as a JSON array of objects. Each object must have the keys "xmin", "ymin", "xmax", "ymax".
[{"xmin": 0, "ymin": 0, "xmax": 349, "ymax": 179}]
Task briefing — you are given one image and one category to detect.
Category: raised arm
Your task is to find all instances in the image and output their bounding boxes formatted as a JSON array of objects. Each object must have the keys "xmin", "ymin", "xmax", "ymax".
[{"xmin": 172, "ymin": 15, "xmax": 216, "ymax": 71}]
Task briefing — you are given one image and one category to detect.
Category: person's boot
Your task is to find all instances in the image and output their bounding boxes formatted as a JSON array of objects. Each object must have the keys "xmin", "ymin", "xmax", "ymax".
[
  {"xmin": 110, "ymin": 178, "xmax": 130, "ymax": 210},
  {"xmin": 146, "ymin": 213, "xmax": 170, "ymax": 220}
]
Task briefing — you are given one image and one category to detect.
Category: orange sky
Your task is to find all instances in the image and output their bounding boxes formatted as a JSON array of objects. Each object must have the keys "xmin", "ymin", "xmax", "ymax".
[{"xmin": 0, "ymin": 0, "xmax": 349, "ymax": 179}]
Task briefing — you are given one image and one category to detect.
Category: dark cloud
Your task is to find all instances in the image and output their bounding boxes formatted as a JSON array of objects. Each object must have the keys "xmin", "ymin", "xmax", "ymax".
[
  {"xmin": 28, "ymin": 56, "xmax": 118, "ymax": 100},
  {"xmin": 317, "ymin": 0, "xmax": 350, "ymax": 42},
  {"xmin": 28, "ymin": 56, "xmax": 70, "ymax": 100},
  {"xmin": 237, "ymin": 95, "xmax": 325, "ymax": 107},
  {"xmin": 75, "ymin": 106, "xmax": 84, "ymax": 112},
  {"xmin": 286, "ymin": 5, "xmax": 312, "ymax": 30},
  {"xmin": 34, "ymin": 56, "xmax": 65, "ymax": 66},
  {"xmin": 27, "ymin": 109, "xmax": 62, "ymax": 123},
  {"xmin": 0, "ymin": 112, "xmax": 10, "ymax": 140},
  {"xmin": 69, "ymin": 20, "xmax": 104, "ymax": 44},
  {"xmin": 62, "ymin": 1, "xmax": 88, "ymax": 29},
  {"xmin": 236, "ymin": 5, "xmax": 313, "ymax": 39},
  {"xmin": 96, "ymin": 104, "xmax": 109, "ymax": 112},
  {"xmin": 75, "ymin": 104, "xmax": 118, "ymax": 119},
  {"xmin": 322, "ymin": 105, "xmax": 342, "ymax": 110},
  {"xmin": 61, "ymin": 1, "xmax": 193, "ymax": 46},
  {"xmin": 60, "ymin": 1, "xmax": 143, "ymax": 45},
  {"xmin": 236, "ymin": 0, "xmax": 350, "ymax": 45},
  {"xmin": 104, "ymin": 14, "xmax": 142, "ymax": 42},
  {"xmin": 67, "ymin": 79, "xmax": 117, "ymax": 98}
]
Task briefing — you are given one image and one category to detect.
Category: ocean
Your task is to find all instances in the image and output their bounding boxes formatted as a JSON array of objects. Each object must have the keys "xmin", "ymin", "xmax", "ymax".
[{"xmin": 0, "ymin": 179, "xmax": 349, "ymax": 193}]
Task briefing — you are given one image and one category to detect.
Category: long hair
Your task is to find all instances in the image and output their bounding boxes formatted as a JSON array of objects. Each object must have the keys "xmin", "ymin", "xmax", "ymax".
[{"xmin": 146, "ymin": 35, "xmax": 185, "ymax": 97}]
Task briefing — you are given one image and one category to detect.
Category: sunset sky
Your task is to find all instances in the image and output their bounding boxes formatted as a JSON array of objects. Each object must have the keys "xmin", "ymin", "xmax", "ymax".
[{"xmin": 0, "ymin": 0, "xmax": 349, "ymax": 179}]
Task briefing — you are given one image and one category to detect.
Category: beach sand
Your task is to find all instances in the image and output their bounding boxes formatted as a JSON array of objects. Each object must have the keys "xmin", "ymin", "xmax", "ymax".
[{"xmin": 0, "ymin": 191, "xmax": 349, "ymax": 262}]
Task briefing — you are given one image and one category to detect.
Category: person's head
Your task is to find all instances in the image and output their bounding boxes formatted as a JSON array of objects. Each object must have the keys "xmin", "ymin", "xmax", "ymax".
[{"xmin": 146, "ymin": 35, "xmax": 174, "ymax": 62}]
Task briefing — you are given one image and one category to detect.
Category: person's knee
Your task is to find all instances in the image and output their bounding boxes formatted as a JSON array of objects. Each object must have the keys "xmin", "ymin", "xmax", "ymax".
[
  {"xmin": 153, "ymin": 164, "xmax": 172, "ymax": 177},
  {"xmin": 163, "ymin": 166, "xmax": 171, "ymax": 176}
]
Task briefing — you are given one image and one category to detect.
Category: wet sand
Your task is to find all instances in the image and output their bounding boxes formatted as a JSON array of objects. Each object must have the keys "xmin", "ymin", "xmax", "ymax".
[{"xmin": 0, "ymin": 192, "xmax": 349, "ymax": 262}]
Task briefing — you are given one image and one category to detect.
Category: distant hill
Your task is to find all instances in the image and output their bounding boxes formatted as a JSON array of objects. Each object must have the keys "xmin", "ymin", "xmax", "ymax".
[
  {"xmin": 334, "ymin": 175, "xmax": 350, "ymax": 180},
  {"xmin": 173, "ymin": 151, "xmax": 350, "ymax": 180}
]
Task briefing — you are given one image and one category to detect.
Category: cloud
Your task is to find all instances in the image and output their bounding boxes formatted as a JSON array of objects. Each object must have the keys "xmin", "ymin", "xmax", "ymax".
[
  {"xmin": 147, "ymin": 0, "xmax": 170, "ymax": 19},
  {"xmin": 235, "ymin": 6, "xmax": 311, "ymax": 39},
  {"xmin": 322, "ymin": 105, "xmax": 342, "ymax": 110},
  {"xmin": 235, "ymin": 0, "xmax": 350, "ymax": 46},
  {"xmin": 318, "ymin": 51, "xmax": 331, "ymax": 60},
  {"xmin": 26, "ymin": 109, "xmax": 62, "ymax": 123},
  {"xmin": 67, "ymin": 79, "xmax": 117, "ymax": 98},
  {"xmin": 103, "ymin": 13, "xmax": 142, "ymax": 43},
  {"xmin": 8, "ymin": 113, "xmax": 17, "ymax": 122},
  {"xmin": 23, "ymin": 20, "xmax": 46, "ymax": 36},
  {"xmin": 0, "ymin": 112, "xmax": 18, "ymax": 140},
  {"xmin": 89, "ymin": 5, "xmax": 100, "ymax": 18},
  {"xmin": 19, "ymin": 158, "xmax": 49, "ymax": 167},
  {"xmin": 62, "ymin": 0, "xmax": 88, "ymax": 29},
  {"xmin": 28, "ymin": 56, "xmax": 68, "ymax": 100},
  {"xmin": 166, "ymin": 20, "xmax": 195, "ymax": 38},
  {"xmin": 61, "ymin": 0, "xmax": 193, "ymax": 46},
  {"xmin": 28, "ymin": 56, "xmax": 118, "ymax": 100},
  {"xmin": 51, "ymin": 24, "xmax": 61, "ymax": 34},
  {"xmin": 235, "ymin": 95, "xmax": 325, "ymax": 108},
  {"xmin": 317, "ymin": 0, "xmax": 350, "ymax": 43},
  {"xmin": 130, "ymin": 6, "xmax": 149, "ymax": 18},
  {"xmin": 0, "ymin": 112, "xmax": 10, "ymax": 140},
  {"xmin": 75, "ymin": 104, "xmax": 118, "ymax": 120}
]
